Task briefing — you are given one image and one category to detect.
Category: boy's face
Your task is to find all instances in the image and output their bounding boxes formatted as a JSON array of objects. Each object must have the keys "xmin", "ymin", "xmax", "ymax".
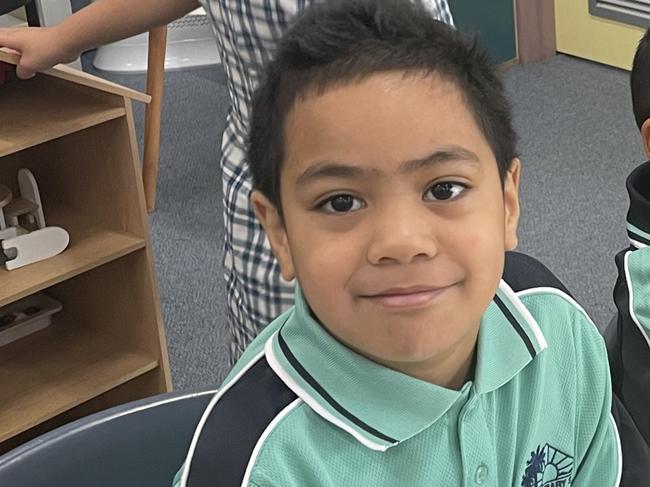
[{"xmin": 252, "ymin": 72, "xmax": 520, "ymax": 386}]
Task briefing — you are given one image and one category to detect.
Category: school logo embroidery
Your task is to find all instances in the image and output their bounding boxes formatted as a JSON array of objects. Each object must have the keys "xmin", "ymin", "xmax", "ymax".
[{"xmin": 520, "ymin": 444, "xmax": 574, "ymax": 487}]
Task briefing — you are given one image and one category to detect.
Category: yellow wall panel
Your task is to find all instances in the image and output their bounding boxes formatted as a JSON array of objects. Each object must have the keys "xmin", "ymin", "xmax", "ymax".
[{"xmin": 555, "ymin": 0, "xmax": 644, "ymax": 70}]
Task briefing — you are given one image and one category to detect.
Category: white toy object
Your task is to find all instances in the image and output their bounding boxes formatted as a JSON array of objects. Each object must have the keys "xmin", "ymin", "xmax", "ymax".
[
  {"xmin": 0, "ymin": 227, "xmax": 17, "ymax": 241},
  {"xmin": 0, "ymin": 226, "xmax": 28, "ymax": 241},
  {"xmin": 0, "ymin": 226, "xmax": 27, "ymax": 262},
  {"xmin": 2, "ymin": 226, "xmax": 70, "ymax": 270},
  {"xmin": 5, "ymin": 168, "xmax": 46, "ymax": 230},
  {"xmin": 0, "ymin": 185, "xmax": 11, "ymax": 230}
]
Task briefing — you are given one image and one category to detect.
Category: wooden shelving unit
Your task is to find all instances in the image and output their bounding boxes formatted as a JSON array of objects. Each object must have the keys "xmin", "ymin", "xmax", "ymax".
[
  {"xmin": 0, "ymin": 225, "xmax": 145, "ymax": 307},
  {"xmin": 0, "ymin": 50, "xmax": 172, "ymax": 450},
  {"xmin": 0, "ymin": 75, "xmax": 127, "ymax": 157},
  {"xmin": 1, "ymin": 327, "xmax": 159, "ymax": 440}
]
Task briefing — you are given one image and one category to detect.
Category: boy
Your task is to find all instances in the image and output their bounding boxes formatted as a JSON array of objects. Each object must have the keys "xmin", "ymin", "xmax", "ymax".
[
  {"xmin": 0, "ymin": 0, "xmax": 453, "ymax": 363},
  {"xmin": 607, "ymin": 27, "xmax": 650, "ymax": 447},
  {"xmin": 174, "ymin": 1, "xmax": 624, "ymax": 485}
]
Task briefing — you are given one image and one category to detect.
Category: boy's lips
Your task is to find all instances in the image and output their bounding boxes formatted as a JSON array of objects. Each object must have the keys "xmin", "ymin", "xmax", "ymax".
[{"xmin": 361, "ymin": 284, "xmax": 455, "ymax": 308}]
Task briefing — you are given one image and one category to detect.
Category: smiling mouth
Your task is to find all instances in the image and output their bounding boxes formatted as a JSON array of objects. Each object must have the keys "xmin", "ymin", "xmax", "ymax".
[{"xmin": 362, "ymin": 285, "xmax": 455, "ymax": 309}]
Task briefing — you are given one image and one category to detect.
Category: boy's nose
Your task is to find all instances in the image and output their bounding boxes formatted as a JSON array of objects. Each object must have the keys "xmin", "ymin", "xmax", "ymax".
[{"xmin": 366, "ymin": 210, "xmax": 438, "ymax": 266}]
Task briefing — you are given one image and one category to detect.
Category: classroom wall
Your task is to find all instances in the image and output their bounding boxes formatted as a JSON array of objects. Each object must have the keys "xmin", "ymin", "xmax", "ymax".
[
  {"xmin": 555, "ymin": 0, "xmax": 644, "ymax": 71},
  {"xmin": 448, "ymin": 0, "xmax": 517, "ymax": 64}
]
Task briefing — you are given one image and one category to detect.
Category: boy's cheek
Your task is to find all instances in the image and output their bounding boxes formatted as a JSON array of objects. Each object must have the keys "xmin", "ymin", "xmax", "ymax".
[
  {"xmin": 456, "ymin": 230, "xmax": 506, "ymax": 283},
  {"xmin": 459, "ymin": 232, "xmax": 481, "ymax": 252},
  {"xmin": 452, "ymin": 229, "xmax": 494, "ymax": 257},
  {"xmin": 295, "ymin": 244, "xmax": 352, "ymax": 280}
]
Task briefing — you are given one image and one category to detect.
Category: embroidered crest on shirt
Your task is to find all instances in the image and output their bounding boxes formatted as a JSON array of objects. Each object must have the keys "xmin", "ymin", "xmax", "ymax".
[{"xmin": 520, "ymin": 444, "xmax": 574, "ymax": 487}]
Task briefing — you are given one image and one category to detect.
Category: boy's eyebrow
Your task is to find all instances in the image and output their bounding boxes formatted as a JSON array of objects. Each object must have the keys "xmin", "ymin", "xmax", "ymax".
[{"xmin": 295, "ymin": 146, "xmax": 480, "ymax": 184}]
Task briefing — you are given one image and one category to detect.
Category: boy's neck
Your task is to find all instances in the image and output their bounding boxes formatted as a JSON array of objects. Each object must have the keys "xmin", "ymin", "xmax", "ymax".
[{"xmin": 376, "ymin": 334, "xmax": 479, "ymax": 390}]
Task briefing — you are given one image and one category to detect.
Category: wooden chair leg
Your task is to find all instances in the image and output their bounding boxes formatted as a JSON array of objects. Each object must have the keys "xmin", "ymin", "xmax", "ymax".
[{"xmin": 143, "ymin": 25, "xmax": 167, "ymax": 213}]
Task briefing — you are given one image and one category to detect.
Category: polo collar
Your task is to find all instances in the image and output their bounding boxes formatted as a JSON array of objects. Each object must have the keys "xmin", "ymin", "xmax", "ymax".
[{"xmin": 265, "ymin": 280, "xmax": 547, "ymax": 451}]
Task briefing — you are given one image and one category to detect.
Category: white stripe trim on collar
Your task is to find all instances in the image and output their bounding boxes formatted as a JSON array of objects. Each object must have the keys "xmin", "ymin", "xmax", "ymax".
[
  {"xmin": 629, "ymin": 237, "xmax": 648, "ymax": 250},
  {"xmin": 516, "ymin": 286, "xmax": 603, "ymax": 340},
  {"xmin": 499, "ymin": 280, "xmax": 548, "ymax": 351}
]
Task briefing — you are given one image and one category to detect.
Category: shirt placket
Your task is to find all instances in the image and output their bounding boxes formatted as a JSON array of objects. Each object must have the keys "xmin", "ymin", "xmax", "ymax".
[{"xmin": 458, "ymin": 393, "xmax": 497, "ymax": 487}]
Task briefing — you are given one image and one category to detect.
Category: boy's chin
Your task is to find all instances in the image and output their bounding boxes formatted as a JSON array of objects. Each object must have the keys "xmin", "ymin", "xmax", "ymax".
[{"xmin": 362, "ymin": 343, "xmax": 453, "ymax": 367}]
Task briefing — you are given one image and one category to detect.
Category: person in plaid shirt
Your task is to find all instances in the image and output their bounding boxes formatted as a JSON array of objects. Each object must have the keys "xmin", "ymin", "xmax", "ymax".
[{"xmin": 0, "ymin": 0, "xmax": 453, "ymax": 362}]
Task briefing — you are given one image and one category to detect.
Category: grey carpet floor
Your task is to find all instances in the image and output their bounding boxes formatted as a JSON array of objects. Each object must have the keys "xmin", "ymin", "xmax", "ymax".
[{"xmin": 83, "ymin": 53, "xmax": 641, "ymax": 391}]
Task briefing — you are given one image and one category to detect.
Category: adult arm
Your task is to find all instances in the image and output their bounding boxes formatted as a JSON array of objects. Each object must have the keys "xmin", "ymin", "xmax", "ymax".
[{"xmin": 0, "ymin": 0, "xmax": 199, "ymax": 78}]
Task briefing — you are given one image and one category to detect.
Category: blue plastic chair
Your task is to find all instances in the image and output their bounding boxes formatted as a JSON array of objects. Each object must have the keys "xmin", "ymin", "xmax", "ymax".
[{"xmin": 0, "ymin": 389, "xmax": 216, "ymax": 487}]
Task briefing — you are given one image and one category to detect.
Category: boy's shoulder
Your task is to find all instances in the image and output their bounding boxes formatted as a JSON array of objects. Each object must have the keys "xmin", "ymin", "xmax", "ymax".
[
  {"xmin": 501, "ymin": 253, "xmax": 616, "ymax": 480},
  {"xmin": 502, "ymin": 251, "xmax": 607, "ymax": 375},
  {"xmin": 181, "ymin": 347, "xmax": 300, "ymax": 487},
  {"xmin": 504, "ymin": 251, "xmax": 598, "ymax": 337},
  {"xmin": 503, "ymin": 252, "xmax": 607, "ymax": 386},
  {"xmin": 503, "ymin": 251, "xmax": 572, "ymax": 296}
]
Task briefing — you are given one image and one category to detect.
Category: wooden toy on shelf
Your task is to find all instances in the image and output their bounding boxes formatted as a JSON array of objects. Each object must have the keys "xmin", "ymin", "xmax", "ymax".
[
  {"xmin": 0, "ymin": 168, "xmax": 70, "ymax": 270},
  {"xmin": 0, "ymin": 226, "xmax": 26, "ymax": 244},
  {"xmin": 2, "ymin": 226, "xmax": 70, "ymax": 271},
  {"xmin": 0, "ymin": 185, "xmax": 11, "ymax": 230},
  {"xmin": 5, "ymin": 168, "xmax": 46, "ymax": 230}
]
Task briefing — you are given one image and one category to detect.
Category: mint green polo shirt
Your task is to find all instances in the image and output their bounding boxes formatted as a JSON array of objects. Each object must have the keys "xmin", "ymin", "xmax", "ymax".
[{"xmin": 175, "ymin": 276, "xmax": 621, "ymax": 486}]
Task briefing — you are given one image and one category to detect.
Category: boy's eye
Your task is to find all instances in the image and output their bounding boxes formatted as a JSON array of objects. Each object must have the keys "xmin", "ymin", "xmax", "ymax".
[
  {"xmin": 424, "ymin": 182, "xmax": 467, "ymax": 201},
  {"xmin": 319, "ymin": 194, "xmax": 365, "ymax": 213}
]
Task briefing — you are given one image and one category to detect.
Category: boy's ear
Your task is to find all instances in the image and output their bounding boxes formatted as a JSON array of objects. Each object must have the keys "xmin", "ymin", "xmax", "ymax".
[
  {"xmin": 250, "ymin": 190, "xmax": 296, "ymax": 281},
  {"xmin": 503, "ymin": 158, "xmax": 521, "ymax": 251},
  {"xmin": 641, "ymin": 119, "xmax": 650, "ymax": 159}
]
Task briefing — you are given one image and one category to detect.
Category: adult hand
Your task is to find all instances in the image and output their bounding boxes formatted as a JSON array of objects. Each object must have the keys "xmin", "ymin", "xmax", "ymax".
[{"xmin": 0, "ymin": 26, "xmax": 79, "ymax": 79}]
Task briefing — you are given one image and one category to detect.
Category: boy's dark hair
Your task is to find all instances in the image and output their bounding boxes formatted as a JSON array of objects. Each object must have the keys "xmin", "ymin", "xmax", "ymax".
[
  {"xmin": 632, "ymin": 29, "xmax": 650, "ymax": 129},
  {"xmin": 248, "ymin": 0, "xmax": 517, "ymax": 211}
]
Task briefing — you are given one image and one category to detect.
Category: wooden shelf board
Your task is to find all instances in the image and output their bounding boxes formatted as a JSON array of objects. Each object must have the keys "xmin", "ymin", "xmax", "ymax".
[
  {"xmin": 0, "ymin": 326, "xmax": 159, "ymax": 442},
  {"xmin": 0, "ymin": 49, "xmax": 151, "ymax": 104},
  {"xmin": 0, "ymin": 76, "xmax": 126, "ymax": 158},
  {"xmin": 0, "ymin": 227, "xmax": 145, "ymax": 307}
]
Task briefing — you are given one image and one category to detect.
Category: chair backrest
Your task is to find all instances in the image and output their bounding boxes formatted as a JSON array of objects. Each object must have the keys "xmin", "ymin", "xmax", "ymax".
[{"xmin": 0, "ymin": 389, "xmax": 216, "ymax": 487}]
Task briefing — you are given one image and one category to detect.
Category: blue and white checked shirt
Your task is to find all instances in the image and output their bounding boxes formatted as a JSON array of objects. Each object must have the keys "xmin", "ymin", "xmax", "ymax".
[{"xmin": 199, "ymin": 0, "xmax": 454, "ymax": 361}]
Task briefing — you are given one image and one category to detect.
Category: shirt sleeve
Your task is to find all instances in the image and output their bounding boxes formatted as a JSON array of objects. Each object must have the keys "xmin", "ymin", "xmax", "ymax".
[
  {"xmin": 609, "ymin": 160, "xmax": 650, "ymax": 445},
  {"xmin": 571, "ymin": 409, "xmax": 621, "ymax": 487},
  {"xmin": 565, "ymin": 310, "xmax": 622, "ymax": 486}
]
